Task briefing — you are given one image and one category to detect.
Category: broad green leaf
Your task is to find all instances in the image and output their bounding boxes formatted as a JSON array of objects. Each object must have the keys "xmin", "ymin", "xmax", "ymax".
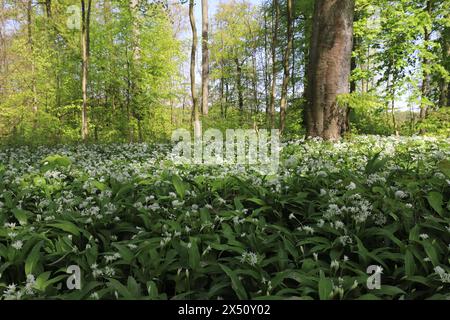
[
  {"xmin": 219, "ymin": 264, "xmax": 248, "ymax": 300},
  {"xmin": 427, "ymin": 192, "xmax": 443, "ymax": 215},
  {"xmin": 405, "ymin": 249, "xmax": 416, "ymax": 277},
  {"xmin": 318, "ymin": 271, "xmax": 333, "ymax": 300},
  {"xmin": 12, "ymin": 208, "xmax": 29, "ymax": 226},
  {"xmin": 48, "ymin": 221, "xmax": 81, "ymax": 236},
  {"xmin": 172, "ymin": 175, "xmax": 186, "ymax": 199},
  {"xmin": 25, "ymin": 241, "xmax": 43, "ymax": 275},
  {"xmin": 188, "ymin": 237, "xmax": 201, "ymax": 270}
]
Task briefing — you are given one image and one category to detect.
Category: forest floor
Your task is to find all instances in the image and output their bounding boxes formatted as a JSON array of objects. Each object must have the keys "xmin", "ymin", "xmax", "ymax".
[{"xmin": 0, "ymin": 135, "xmax": 449, "ymax": 299}]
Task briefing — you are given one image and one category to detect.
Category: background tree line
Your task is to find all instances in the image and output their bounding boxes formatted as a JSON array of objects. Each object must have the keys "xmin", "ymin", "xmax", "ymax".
[{"xmin": 0, "ymin": 0, "xmax": 448, "ymax": 145}]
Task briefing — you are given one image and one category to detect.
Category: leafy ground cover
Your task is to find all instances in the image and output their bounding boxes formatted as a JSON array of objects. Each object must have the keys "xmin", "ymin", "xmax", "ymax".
[{"xmin": 0, "ymin": 135, "xmax": 449, "ymax": 300}]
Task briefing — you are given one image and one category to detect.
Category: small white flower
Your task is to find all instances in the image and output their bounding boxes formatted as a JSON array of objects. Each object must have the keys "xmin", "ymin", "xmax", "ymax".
[
  {"xmin": 395, "ymin": 190, "xmax": 408, "ymax": 199},
  {"xmin": 419, "ymin": 234, "xmax": 429, "ymax": 240},
  {"xmin": 346, "ymin": 182, "xmax": 356, "ymax": 190},
  {"xmin": 331, "ymin": 260, "xmax": 340, "ymax": 270},
  {"xmin": 12, "ymin": 240, "xmax": 23, "ymax": 250}
]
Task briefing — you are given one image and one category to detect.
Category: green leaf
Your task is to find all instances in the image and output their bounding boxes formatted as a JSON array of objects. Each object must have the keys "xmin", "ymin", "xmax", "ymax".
[
  {"xmin": 147, "ymin": 281, "xmax": 159, "ymax": 299},
  {"xmin": 12, "ymin": 208, "xmax": 30, "ymax": 226},
  {"xmin": 438, "ymin": 160, "xmax": 450, "ymax": 178},
  {"xmin": 172, "ymin": 175, "xmax": 186, "ymax": 199},
  {"xmin": 427, "ymin": 192, "xmax": 443, "ymax": 215},
  {"xmin": 48, "ymin": 221, "xmax": 81, "ymax": 236},
  {"xmin": 318, "ymin": 271, "xmax": 333, "ymax": 300},
  {"xmin": 25, "ymin": 241, "xmax": 43, "ymax": 275},
  {"xmin": 405, "ymin": 249, "xmax": 416, "ymax": 277},
  {"xmin": 188, "ymin": 237, "xmax": 201, "ymax": 270},
  {"xmin": 127, "ymin": 276, "xmax": 141, "ymax": 298},
  {"xmin": 422, "ymin": 241, "xmax": 439, "ymax": 266},
  {"xmin": 113, "ymin": 244, "xmax": 134, "ymax": 263},
  {"xmin": 107, "ymin": 278, "xmax": 133, "ymax": 300},
  {"xmin": 219, "ymin": 264, "xmax": 248, "ymax": 300},
  {"xmin": 41, "ymin": 154, "xmax": 72, "ymax": 171}
]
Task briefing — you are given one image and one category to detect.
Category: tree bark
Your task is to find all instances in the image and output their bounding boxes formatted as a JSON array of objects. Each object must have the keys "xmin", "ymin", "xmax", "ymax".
[
  {"xmin": 305, "ymin": 0, "xmax": 355, "ymax": 140},
  {"xmin": 268, "ymin": 0, "xmax": 279, "ymax": 128},
  {"xmin": 81, "ymin": 0, "xmax": 92, "ymax": 141},
  {"xmin": 189, "ymin": 0, "xmax": 200, "ymax": 138},
  {"xmin": 439, "ymin": 26, "xmax": 449, "ymax": 108},
  {"xmin": 129, "ymin": 0, "xmax": 141, "ymax": 142},
  {"xmin": 235, "ymin": 58, "xmax": 244, "ymax": 112},
  {"xmin": 263, "ymin": 8, "xmax": 270, "ymax": 116},
  {"xmin": 45, "ymin": 0, "xmax": 52, "ymax": 18},
  {"xmin": 279, "ymin": 0, "xmax": 293, "ymax": 134},
  {"xmin": 26, "ymin": 0, "xmax": 37, "ymax": 116},
  {"xmin": 201, "ymin": 0, "xmax": 209, "ymax": 116},
  {"xmin": 420, "ymin": 0, "xmax": 432, "ymax": 120}
]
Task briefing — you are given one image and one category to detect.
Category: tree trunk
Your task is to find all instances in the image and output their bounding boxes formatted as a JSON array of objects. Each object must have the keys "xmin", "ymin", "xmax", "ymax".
[
  {"xmin": 235, "ymin": 58, "xmax": 244, "ymax": 112},
  {"xmin": 189, "ymin": 0, "xmax": 200, "ymax": 138},
  {"xmin": 201, "ymin": 0, "xmax": 209, "ymax": 116},
  {"xmin": 27, "ymin": 0, "xmax": 37, "ymax": 116},
  {"xmin": 251, "ymin": 51, "xmax": 259, "ymax": 115},
  {"xmin": 420, "ymin": 0, "xmax": 432, "ymax": 120},
  {"xmin": 346, "ymin": 10, "xmax": 360, "ymax": 134},
  {"xmin": 305, "ymin": 0, "xmax": 355, "ymax": 140},
  {"xmin": 439, "ymin": 26, "xmax": 449, "ymax": 108},
  {"xmin": 129, "ymin": 0, "xmax": 141, "ymax": 142},
  {"xmin": 263, "ymin": 8, "xmax": 270, "ymax": 116},
  {"xmin": 279, "ymin": 0, "xmax": 293, "ymax": 134},
  {"xmin": 268, "ymin": 0, "xmax": 279, "ymax": 128},
  {"xmin": 45, "ymin": 0, "xmax": 52, "ymax": 18},
  {"xmin": 81, "ymin": 0, "xmax": 91, "ymax": 141}
]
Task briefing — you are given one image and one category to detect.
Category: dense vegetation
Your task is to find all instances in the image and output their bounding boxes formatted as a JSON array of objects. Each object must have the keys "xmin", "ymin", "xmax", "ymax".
[
  {"xmin": 0, "ymin": 0, "xmax": 449, "ymax": 301},
  {"xmin": 0, "ymin": 137, "xmax": 449, "ymax": 299},
  {"xmin": 0, "ymin": 0, "xmax": 449, "ymax": 143}
]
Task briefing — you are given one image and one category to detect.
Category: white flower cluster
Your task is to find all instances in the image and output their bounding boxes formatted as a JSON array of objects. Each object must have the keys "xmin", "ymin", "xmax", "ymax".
[{"xmin": 239, "ymin": 251, "xmax": 259, "ymax": 266}]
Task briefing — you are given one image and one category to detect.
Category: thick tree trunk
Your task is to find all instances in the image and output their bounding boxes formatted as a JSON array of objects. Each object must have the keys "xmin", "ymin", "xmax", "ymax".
[
  {"xmin": 280, "ymin": 0, "xmax": 293, "ymax": 134},
  {"xmin": 189, "ymin": 0, "xmax": 200, "ymax": 138},
  {"xmin": 305, "ymin": 0, "xmax": 355, "ymax": 140},
  {"xmin": 201, "ymin": 0, "xmax": 209, "ymax": 116},
  {"xmin": 268, "ymin": 0, "xmax": 279, "ymax": 128},
  {"xmin": 81, "ymin": 0, "xmax": 91, "ymax": 141}
]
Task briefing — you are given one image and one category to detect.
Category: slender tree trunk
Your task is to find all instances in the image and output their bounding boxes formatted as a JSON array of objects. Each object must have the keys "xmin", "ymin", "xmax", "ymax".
[
  {"xmin": 280, "ymin": 0, "xmax": 293, "ymax": 134},
  {"xmin": 189, "ymin": 0, "xmax": 200, "ymax": 138},
  {"xmin": 291, "ymin": 2, "xmax": 296, "ymax": 98},
  {"xmin": 220, "ymin": 73, "xmax": 225, "ymax": 117},
  {"xmin": 439, "ymin": 26, "xmax": 449, "ymax": 108},
  {"xmin": 269, "ymin": 0, "xmax": 280, "ymax": 128},
  {"xmin": 439, "ymin": 80, "xmax": 448, "ymax": 108},
  {"xmin": 305, "ymin": 0, "xmax": 355, "ymax": 140},
  {"xmin": 129, "ymin": 0, "xmax": 141, "ymax": 142},
  {"xmin": 251, "ymin": 52, "xmax": 259, "ymax": 115},
  {"xmin": 235, "ymin": 58, "xmax": 244, "ymax": 112},
  {"xmin": 201, "ymin": 0, "xmax": 209, "ymax": 116},
  {"xmin": 420, "ymin": 0, "xmax": 432, "ymax": 120},
  {"xmin": 391, "ymin": 83, "xmax": 398, "ymax": 136},
  {"xmin": 81, "ymin": 0, "xmax": 92, "ymax": 141},
  {"xmin": 263, "ymin": 8, "xmax": 270, "ymax": 116},
  {"xmin": 45, "ymin": 0, "xmax": 52, "ymax": 18},
  {"xmin": 27, "ymin": 0, "xmax": 37, "ymax": 116},
  {"xmin": 346, "ymin": 11, "xmax": 360, "ymax": 134}
]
